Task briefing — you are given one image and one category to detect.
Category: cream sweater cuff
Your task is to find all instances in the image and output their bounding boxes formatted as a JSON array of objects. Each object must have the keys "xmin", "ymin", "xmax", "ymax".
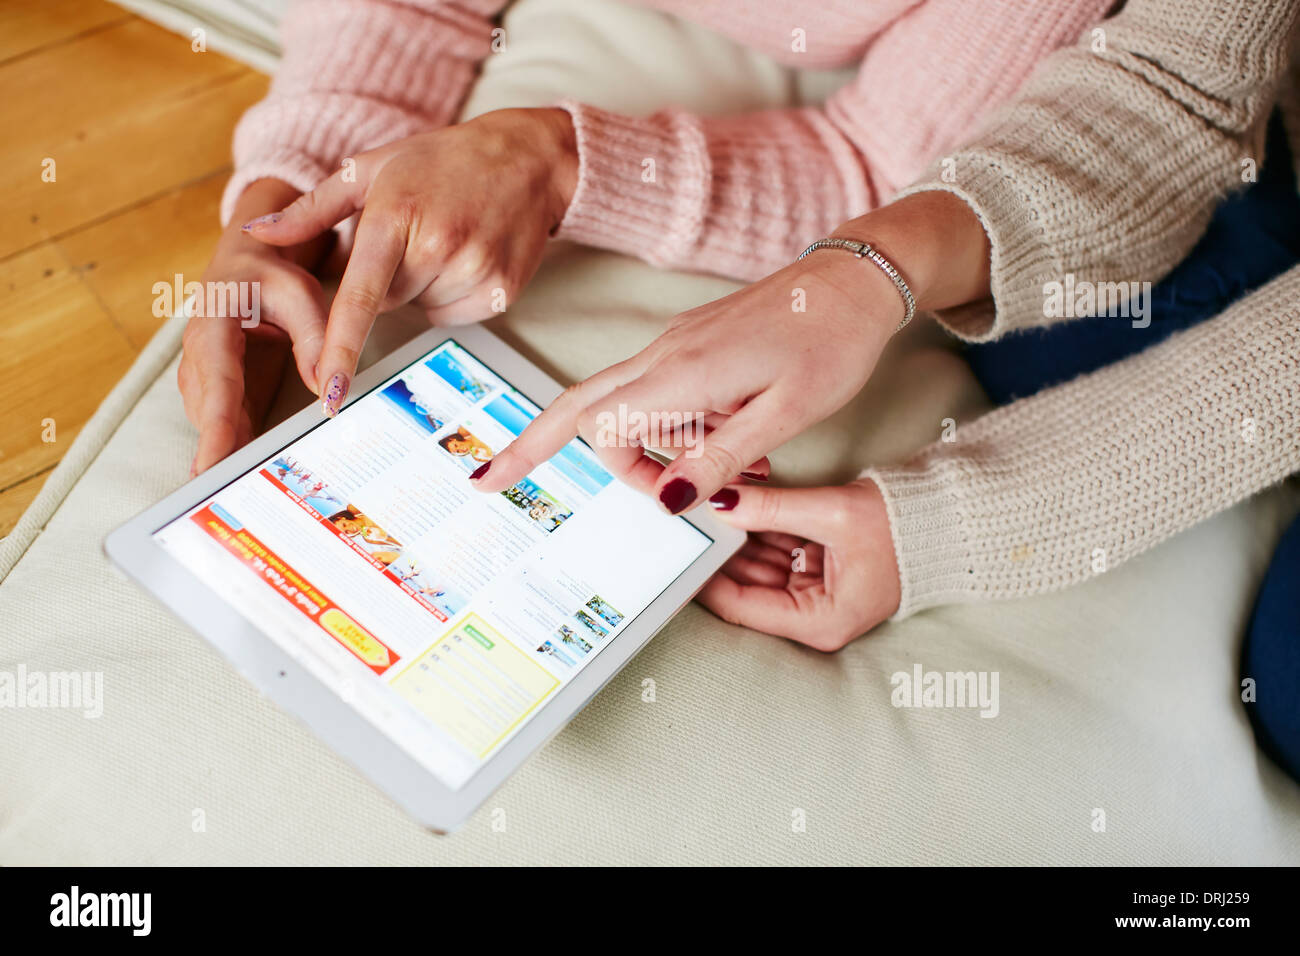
[
  {"xmin": 893, "ymin": 162, "xmax": 1059, "ymax": 344},
  {"xmin": 860, "ymin": 464, "xmax": 982, "ymax": 621}
]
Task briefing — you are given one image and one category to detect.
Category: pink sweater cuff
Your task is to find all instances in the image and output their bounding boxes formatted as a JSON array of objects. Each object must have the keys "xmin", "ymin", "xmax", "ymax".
[
  {"xmin": 553, "ymin": 100, "xmax": 712, "ymax": 271},
  {"xmin": 553, "ymin": 99, "xmax": 876, "ymax": 281},
  {"xmin": 221, "ymin": 94, "xmax": 451, "ymax": 224},
  {"xmin": 221, "ymin": 0, "xmax": 495, "ymax": 224}
]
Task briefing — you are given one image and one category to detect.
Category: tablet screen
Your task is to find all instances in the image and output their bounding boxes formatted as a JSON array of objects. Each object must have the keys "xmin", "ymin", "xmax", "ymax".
[{"xmin": 152, "ymin": 338, "xmax": 711, "ymax": 789}]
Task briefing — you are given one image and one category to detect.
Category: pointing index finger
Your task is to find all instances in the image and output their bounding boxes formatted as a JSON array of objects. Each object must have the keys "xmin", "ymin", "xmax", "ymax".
[
  {"xmin": 316, "ymin": 210, "xmax": 406, "ymax": 415},
  {"xmin": 470, "ymin": 360, "xmax": 641, "ymax": 493}
]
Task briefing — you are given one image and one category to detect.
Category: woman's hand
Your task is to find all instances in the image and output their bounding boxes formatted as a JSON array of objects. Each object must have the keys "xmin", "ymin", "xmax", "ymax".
[
  {"xmin": 471, "ymin": 190, "xmax": 990, "ymax": 511},
  {"xmin": 242, "ymin": 108, "xmax": 579, "ymax": 416},
  {"xmin": 470, "ymin": 251, "xmax": 901, "ymax": 507},
  {"xmin": 179, "ymin": 178, "xmax": 333, "ymax": 475},
  {"xmin": 697, "ymin": 478, "xmax": 900, "ymax": 650}
]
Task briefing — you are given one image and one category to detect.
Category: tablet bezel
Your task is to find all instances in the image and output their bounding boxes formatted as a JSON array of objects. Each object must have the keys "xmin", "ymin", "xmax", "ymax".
[{"xmin": 104, "ymin": 323, "xmax": 744, "ymax": 833}]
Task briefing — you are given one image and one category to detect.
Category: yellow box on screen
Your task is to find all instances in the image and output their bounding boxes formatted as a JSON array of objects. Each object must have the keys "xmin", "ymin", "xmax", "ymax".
[
  {"xmin": 390, "ymin": 614, "xmax": 560, "ymax": 759},
  {"xmin": 320, "ymin": 609, "xmax": 393, "ymax": 671}
]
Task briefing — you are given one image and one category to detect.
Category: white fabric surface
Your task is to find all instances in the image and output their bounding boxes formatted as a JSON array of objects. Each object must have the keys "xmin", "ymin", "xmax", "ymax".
[{"xmin": 1, "ymin": 0, "xmax": 1297, "ymax": 864}]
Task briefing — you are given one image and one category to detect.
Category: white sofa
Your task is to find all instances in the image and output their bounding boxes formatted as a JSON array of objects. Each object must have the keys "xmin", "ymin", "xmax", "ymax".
[{"xmin": 2, "ymin": 0, "xmax": 1297, "ymax": 864}]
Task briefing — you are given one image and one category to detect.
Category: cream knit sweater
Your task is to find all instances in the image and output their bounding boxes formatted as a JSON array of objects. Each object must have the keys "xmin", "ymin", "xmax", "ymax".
[{"xmin": 866, "ymin": 0, "xmax": 1300, "ymax": 617}]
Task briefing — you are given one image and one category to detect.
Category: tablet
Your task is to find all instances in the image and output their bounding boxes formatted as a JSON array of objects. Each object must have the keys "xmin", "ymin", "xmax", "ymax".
[{"xmin": 105, "ymin": 325, "xmax": 743, "ymax": 832}]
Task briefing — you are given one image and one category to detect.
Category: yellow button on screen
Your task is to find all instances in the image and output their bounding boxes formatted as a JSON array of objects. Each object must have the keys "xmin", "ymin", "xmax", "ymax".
[{"xmin": 320, "ymin": 608, "xmax": 392, "ymax": 669}]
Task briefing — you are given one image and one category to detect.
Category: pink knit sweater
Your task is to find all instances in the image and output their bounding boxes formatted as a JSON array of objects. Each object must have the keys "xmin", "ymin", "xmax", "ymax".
[{"xmin": 223, "ymin": 0, "xmax": 1112, "ymax": 280}]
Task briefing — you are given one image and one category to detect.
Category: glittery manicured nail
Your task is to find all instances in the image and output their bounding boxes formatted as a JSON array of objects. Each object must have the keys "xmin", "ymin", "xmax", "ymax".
[
  {"xmin": 709, "ymin": 488, "xmax": 739, "ymax": 511},
  {"xmin": 469, "ymin": 461, "xmax": 491, "ymax": 481},
  {"xmin": 659, "ymin": 477, "xmax": 697, "ymax": 515},
  {"xmin": 740, "ymin": 471, "xmax": 768, "ymax": 481},
  {"xmin": 321, "ymin": 372, "xmax": 348, "ymax": 418},
  {"xmin": 241, "ymin": 212, "xmax": 282, "ymax": 231}
]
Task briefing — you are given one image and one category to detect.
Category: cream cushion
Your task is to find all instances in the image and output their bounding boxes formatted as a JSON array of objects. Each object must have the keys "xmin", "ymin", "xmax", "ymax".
[{"xmin": 2, "ymin": 0, "xmax": 1298, "ymax": 864}]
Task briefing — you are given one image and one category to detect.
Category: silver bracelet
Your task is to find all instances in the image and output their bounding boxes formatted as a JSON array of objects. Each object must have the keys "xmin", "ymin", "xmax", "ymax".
[{"xmin": 797, "ymin": 237, "xmax": 916, "ymax": 332}]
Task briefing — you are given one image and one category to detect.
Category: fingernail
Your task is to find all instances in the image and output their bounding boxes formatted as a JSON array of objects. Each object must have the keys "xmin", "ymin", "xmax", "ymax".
[
  {"xmin": 469, "ymin": 461, "xmax": 491, "ymax": 481},
  {"xmin": 190, "ymin": 455, "xmax": 198, "ymax": 478},
  {"xmin": 241, "ymin": 212, "xmax": 282, "ymax": 231},
  {"xmin": 321, "ymin": 372, "xmax": 348, "ymax": 417},
  {"xmin": 740, "ymin": 471, "xmax": 768, "ymax": 481},
  {"xmin": 709, "ymin": 488, "xmax": 739, "ymax": 511},
  {"xmin": 659, "ymin": 477, "xmax": 697, "ymax": 515}
]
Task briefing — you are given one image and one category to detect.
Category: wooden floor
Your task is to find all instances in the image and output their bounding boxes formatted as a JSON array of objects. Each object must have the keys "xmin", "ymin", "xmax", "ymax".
[{"xmin": 0, "ymin": 0, "xmax": 268, "ymax": 536}]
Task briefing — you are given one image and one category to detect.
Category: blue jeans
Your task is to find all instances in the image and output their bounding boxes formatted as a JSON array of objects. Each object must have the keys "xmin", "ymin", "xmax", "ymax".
[{"xmin": 966, "ymin": 111, "xmax": 1300, "ymax": 782}]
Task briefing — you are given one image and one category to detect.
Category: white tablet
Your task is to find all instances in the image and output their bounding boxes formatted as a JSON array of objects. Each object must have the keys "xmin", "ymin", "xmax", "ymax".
[{"xmin": 105, "ymin": 325, "xmax": 743, "ymax": 832}]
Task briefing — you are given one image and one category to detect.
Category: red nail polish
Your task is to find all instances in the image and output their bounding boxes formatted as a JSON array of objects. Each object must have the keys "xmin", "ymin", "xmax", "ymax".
[
  {"xmin": 740, "ymin": 471, "xmax": 768, "ymax": 481},
  {"xmin": 659, "ymin": 477, "xmax": 697, "ymax": 514},
  {"xmin": 709, "ymin": 488, "xmax": 739, "ymax": 511},
  {"xmin": 469, "ymin": 461, "xmax": 491, "ymax": 481}
]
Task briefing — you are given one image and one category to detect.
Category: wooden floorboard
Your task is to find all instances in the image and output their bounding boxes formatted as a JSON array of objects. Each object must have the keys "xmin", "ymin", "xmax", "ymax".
[
  {"xmin": 0, "ymin": 1, "xmax": 264, "ymax": 537},
  {"xmin": 0, "ymin": 0, "xmax": 130, "ymax": 64}
]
